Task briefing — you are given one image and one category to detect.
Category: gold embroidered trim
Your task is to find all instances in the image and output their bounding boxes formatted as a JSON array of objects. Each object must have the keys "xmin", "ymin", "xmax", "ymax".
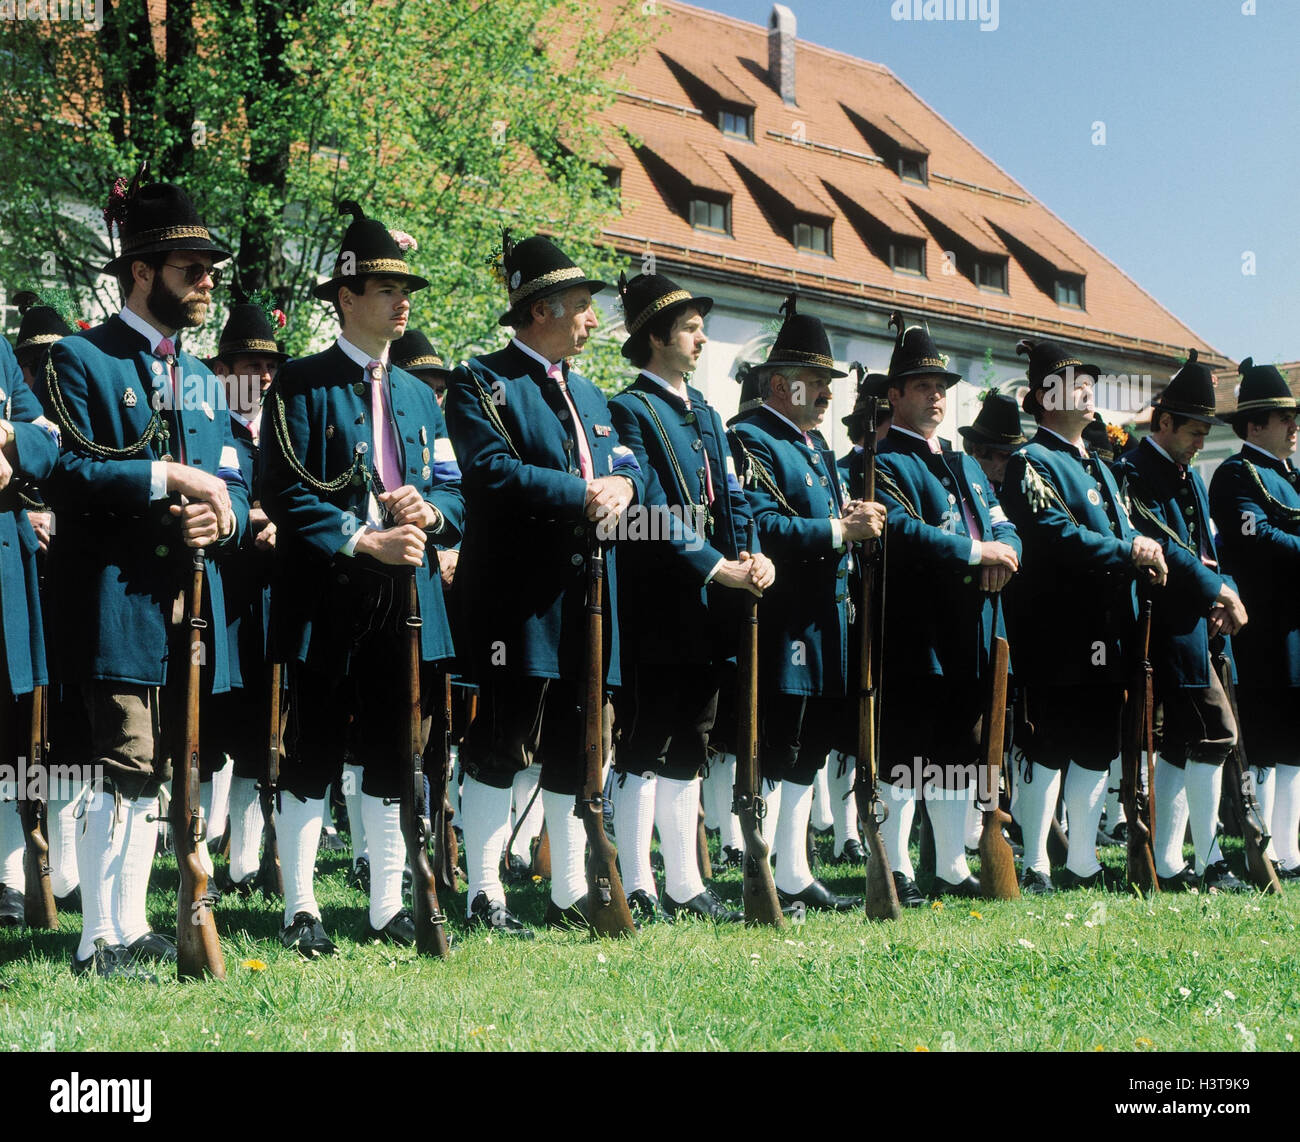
[
  {"xmin": 770, "ymin": 348, "xmax": 837, "ymax": 369},
  {"xmin": 16, "ymin": 334, "xmax": 62, "ymax": 348},
  {"xmin": 354, "ymin": 258, "xmax": 414, "ymax": 276},
  {"xmin": 626, "ymin": 290, "xmax": 692, "ymax": 336},
  {"xmin": 220, "ymin": 338, "xmax": 279, "ymax": 355},
  {"xmin": 1233, "ymin": 398, "xmax": 1299, "ymax": 415},
  {"xmin": 122, "ymin": 225, "xmax": 212, "ymax": 248},
  {"xmin": 397, "ymin": 354, "xmax": 445, "ymax": 371},
  {"xmin": 508, "ymin": 265, "xmax": 584, "ymax": 306}
]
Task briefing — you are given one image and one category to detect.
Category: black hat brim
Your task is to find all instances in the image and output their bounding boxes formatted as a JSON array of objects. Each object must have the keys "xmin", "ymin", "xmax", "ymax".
[
  {"xmin": 1149, "ymin": 401, "xmax": 1226, "ymax": 428},
  {"xmin": 765, "ymin": 358, "xmax": 849, "ymax": 380},
  {"xmin": 888, "ymin": 365, "xmax": 964, "ymax": 387},
  {"xmin": 218, "ymin": 343, "xmax": 290, "ymax": 364},
  {"xmin": 498, "ymin": 278, "xmax": 609, "ymax": 327},
  {"xmin": 312, "ymin": 271, "xmax": 431, "ymax": 302},
  {"xmin": 620, "ymin": 296, "xmax": 714, "ymax": 360},
  {"xmin": 103, "ymin": 237, "xmax": 234, "ymax": 276}
]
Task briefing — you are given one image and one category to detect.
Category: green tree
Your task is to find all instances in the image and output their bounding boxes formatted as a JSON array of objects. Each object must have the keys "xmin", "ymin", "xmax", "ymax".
[{"xmin": 0, "ymin": 0, "xmax": 653, "ymax": 366}]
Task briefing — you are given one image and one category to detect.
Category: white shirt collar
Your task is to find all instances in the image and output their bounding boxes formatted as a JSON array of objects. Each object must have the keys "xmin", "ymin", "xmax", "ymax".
[
  {"xmin": 1244, "ymin": 440, "xmax": 1290, "ymax": 467},
  {"xmin": 1145, "ymin": 437, "xmax": 1179, "ymax": 468},
  {"xmin": 761, "ymin": 404, "xmax": 810, "ymax": 442},
  {"xmin": 641, "ymin": 369, "xmax": 689, "ymax": 402},
  {"xmin": 891, "ymin": 424, "xmax": 941, "ymax": 454},
  {"xmin": 118, "ymin": 306, "xmax": 172, "ymax": 355},
  {"xmin": 511, "ymin": 336, "xmax": 557, "ymax": 374},
  {"xmin": 336, "ymin": 335, "xmax": 388, "ymax": 371},
  {"xmin": 230, "ymin": 409, "xmax": 255, "ymax": 431},
  {"xmin": 1041, "ymin": 425, "xmax": 1089, "ymax": 459}
]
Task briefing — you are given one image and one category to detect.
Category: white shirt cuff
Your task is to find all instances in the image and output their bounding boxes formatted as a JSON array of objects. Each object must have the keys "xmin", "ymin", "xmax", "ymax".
[
  {"xmin": 704, "ymin": 556, "xmax": 725, "ymax": 585},
  {"xmin": 340, "ymin": 524, "xmax": 367, "ymax": 556},
  {"xmin": 150, "ymin": 461, "xmax": 169, "ymax": 502},
  {"xmin": 830, "ymin": 519, "xmax": 845, "ymax": 550},
  {"xmin": 967, "ymin": 539, "xmax": 982, "ymax": 566}
]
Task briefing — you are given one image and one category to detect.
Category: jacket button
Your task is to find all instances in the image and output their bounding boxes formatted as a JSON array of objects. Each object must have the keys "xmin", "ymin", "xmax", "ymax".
[
  {"xmin": 573, "ymin": 526, "xmax": 584, "ymax": 537},
  {"xmin": 570, "ymin": 553, "xmax": 583, "ymax": 566},
  {"xmin": 835, "ymin": 592, "xmax": 846, "ymax": 603},
  {"xmin": 962, "ymin": 575, "xmax": 973, "ymax": 585},
  {"xmin": 691, "ymin": 439, "xmax": 702, "ymax": 451},
  {"xmin": 836, "ymin": 567, "xmax": 846, "ymax": 579},
  {"xmin": 155, "ymin": 545, "xmax": 169, "ymax": 558}
]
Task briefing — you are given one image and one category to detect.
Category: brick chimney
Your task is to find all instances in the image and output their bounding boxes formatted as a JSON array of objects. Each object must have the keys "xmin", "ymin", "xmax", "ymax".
[{"xmin": 768, "ymin": 4, "xmax": 797, "ymax": 106}]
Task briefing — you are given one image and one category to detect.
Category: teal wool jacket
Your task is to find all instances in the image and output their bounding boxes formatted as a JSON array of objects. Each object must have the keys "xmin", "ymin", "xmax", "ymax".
[
  {"xmin": 260, "ymin": 344, "xmax": 464, "ymax": 675},
  {"xmin": 40, "ymin": 317, "xmax": 249, "ymax": 691},
  {"xmin": 443, "ymin": 342, "xmax": 644, "ymax": 684},
  {"xmin": 0, "ymin": 339, "xmax": 59, "ymax": 697},
  {"xmin": 1209, "ymin": 446, "xmax": 1300, "ymax": 687},
  {"xmin": 729, "ymin": 407, "xmax": 851, "ymax": 698}
]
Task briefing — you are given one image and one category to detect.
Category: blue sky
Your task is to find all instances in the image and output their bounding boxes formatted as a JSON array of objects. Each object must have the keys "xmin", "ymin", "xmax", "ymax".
[{"xmin": 693, "ymin": 0, "xmax": 1300, "ymax": 364}]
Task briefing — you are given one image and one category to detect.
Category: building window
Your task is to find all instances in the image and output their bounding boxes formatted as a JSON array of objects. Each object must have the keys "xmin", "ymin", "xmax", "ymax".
[
  {"xmin": 794, "ymin": 220, "xmax": 829, "ymax": 254},
  {"xmin": 602, "ymin": 167, "xmax": 622, "ymax": 198},
  {"xmin": 975, "ymin": 259, "xmax": 1008, "ymax": 293},
  {"xmin": 1055, "ymin": 276, "xmax": 1084, "ymax": 309},
  {"xmin": 899, "ymin": 153, "xmax": 928, "ymax": 185},
  {"xmin": 690, "ymin": 197, "xmax": 730, "ymax": 234},
  {"xmin": 719, "ymin": 109, "xmax": 753, "ymax": 140},
  {"xmin": 890, "ymin": 240, "xmax": 925, "ymax": 276}
]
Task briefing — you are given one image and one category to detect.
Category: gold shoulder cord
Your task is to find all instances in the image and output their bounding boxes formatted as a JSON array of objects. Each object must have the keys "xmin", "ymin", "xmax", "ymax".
[
  {"xmin": 1126, "ymin": 475, "xmax": 1197, "ymax": 557},
  {"xmin": 268, "ymin": 387, "xmax": 364, "ymax": 494},
  {"xmin": 42, "ymin": 352, "xmax": 169, "ymax": 459},
  {"xmin": 729, "ymin": 432, "xmax": 796, "ymax": 517},
  {"xmin": 1242, "ymin": 458, "xmax": 1300, "ymax": 525},
  {"xmin": 873, "ymin": 467, "xmax": 921, "ymax": 521},
  {"xmin": 626, "ymin": 391, "xmax": 709, "ymax": 522},
  {"xmin": 468, "ymin": 372, "xmax": 520, "ymax": 459}
]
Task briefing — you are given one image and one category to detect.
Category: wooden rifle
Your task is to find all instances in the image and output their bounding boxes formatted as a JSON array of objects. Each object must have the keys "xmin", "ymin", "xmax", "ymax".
[
  {"xmin": 402, "ymin": 572, "xmax": 450, "ymax": 957},
  {"xmin": 853, "ymin": 389, "xmax": 901, "ymax": 920},
  {"xmin": 174, "ymin": 549, "xmax": 226, "ymax": 979},
  {"xmin": 432, "ymin": 670, "xmax": 459, "ymax": 894},
  {"xmin": 977, "ymin": 594, "xmax": 1018, "ymax": 898},
  {"xmin": 1212, "ymin": 637, "xmax": 1282, "ymax": 894},
  {"xmin": 1120, "ymin": 594, "xmax": 1159, "ymax": 893},
  {"xmin": 732, "ymin": 521, "xmax": 783, "ymax": 927},
  {"xmin": 257, "ymin": 662, "xmax": 285, "ymax": 900},
  {"xmin": 575, "ymin": 530, "xmax": 635, "ymax": 937},
  {"xmin": 21, "ymin": 684, "xmax": 57, "ymax": 928}
]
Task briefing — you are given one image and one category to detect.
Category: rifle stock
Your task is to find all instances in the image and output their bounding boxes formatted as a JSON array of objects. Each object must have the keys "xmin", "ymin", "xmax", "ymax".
[
  {"xmin": 174, "ymin": 550, "xmax": 226, "ymax": 980},
  {"xmin": 21, "ymin": 685, "xmax": 58, "ymax": 929},
  {"xmin": 853, "ymin": 388, "xmax": 900, "ymax": 921},
  {"xmin": 576, "ymin": 533, "xmax": 635, "ymax": 937},
  {"xmin": 432, "ymin": 670, "xmax": 459, "ymax": 894},
  {"xmin": 1120, "ymin": 597, "xmax": 1159, "ymax": 893},
  {"xmin": 977, "ymin": 598, "xmax": 1018, "ymax": 899},
  {"xmin": 257, "ymin": 662, "xmax": 284, "ymax": 900},
  {"xmin": 733, "ymin": 522, "xmax": 783, "ymax": 927},
  {"xmin": 403, "ymin": 573, "xmax": 450, "ymax": 958},
  {"xmin": 1213, "ymin": 640, "xmax": 1282, "ymax": 894}
]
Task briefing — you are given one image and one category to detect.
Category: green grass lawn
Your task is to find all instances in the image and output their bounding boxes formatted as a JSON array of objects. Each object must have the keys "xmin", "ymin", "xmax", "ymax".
[{"xmin": 2, "ymin": 837, "xmax": 1297, "ymax": 1052}]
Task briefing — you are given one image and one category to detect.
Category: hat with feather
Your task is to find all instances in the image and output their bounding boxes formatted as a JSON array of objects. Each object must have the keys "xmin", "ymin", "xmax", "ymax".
[{"xmin": 312, "ymin": 200, "xmax": 429, "ymax": 301}]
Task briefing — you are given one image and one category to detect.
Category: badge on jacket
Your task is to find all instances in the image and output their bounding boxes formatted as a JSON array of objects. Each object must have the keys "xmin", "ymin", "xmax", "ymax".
[
  {"xmin": 594, "ymin": 424, "xmax": 611, "ymax": 437},
  {"xmin": 123, "ymin": 387, "xmax": 138, "ymax": 407}
]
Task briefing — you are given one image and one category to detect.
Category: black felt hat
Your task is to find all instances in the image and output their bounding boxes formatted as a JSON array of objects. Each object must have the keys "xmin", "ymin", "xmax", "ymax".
[
  {"xmin": 391, "ymin": 329, "xmax": 451, "ymax": 375},
  {"xmin": 726, "ymin": 362, "xmax": 766, "ymax": 428},
  {"xmin": 617, "ymin": 271, "xmax": 712, "ymax": 361},
  {"xmin": 1149, "ymin": 349, "xmax": 1224, "ymax": 427},
  {"xmin": 1016, "ymin": 337, "xmax": 1102, "ymax": 415},
  {"xmin": 13, "ymin": 291, "xmax": 74, "ymax": 360},
  {"xmin": 312, "ymin": 201, "xmax": 429, "ymax": 301},
  {"xmin": 959, "ymin": 391, "xmax": 1027, "ymax": 452},
  {"xmin": 493, "ymin": 229, "xmax": 608, "ymax": 327},
  {"xmin": 217, "ymin": 298, "xmax": 288, "ymax": 362},
  {"xmin": 763, "ymin": 293, "xmax": 846, "ymax": 378},
  {"xmin": 841, "ymin": 364, "xmax": 892, "ymax": 429},
  {"xmin": 1224, "ymin": 357, "xmax": 1298, "ymax": 422},
  {"xmin": 101, "ymin": 162, "xmax": 232, "ymax": 275},
  {"xmin": 885, "ymin": 311, "xmax": 963, "ymax": 388}
]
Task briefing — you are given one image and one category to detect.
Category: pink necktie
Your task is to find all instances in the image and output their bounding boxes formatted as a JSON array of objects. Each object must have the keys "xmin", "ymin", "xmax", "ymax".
[
  {"xmin": 156, "ymin": 337, "xmax": 184, "ymax": 463},
  {"xmin": 549, "ymin": 363, "xmax": 593, "ymax": 479},
  {"xmin": 368, "ymin": 361, "xmax": 401, "ymax": 491}
]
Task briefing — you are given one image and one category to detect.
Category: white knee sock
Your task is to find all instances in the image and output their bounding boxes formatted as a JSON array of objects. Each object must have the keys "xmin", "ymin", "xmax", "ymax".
[
  {"xmin": 1251, "ymin": 767, "xmax": 1277, "ymax": 861},
  {"xmin": 1063, "ymin": 764, "xmax": 1108, "ymax": 878},
  {"xmin": 1103, "ymin": 757, "xmax": 1125, "ymax": 828},
  {"xmin": 1273, "ymin": 763, "xmax": 1300, "ymax": 870},
  {"xmin": 0, "ymin": 800, "xmax": 23, "ymax": 888},
  {"xmin": 773, "ymin": 780, "xmax": 815, "ymax": 895},
  {"xmin": 761, "ymin": 777, "xmax": 782, "ymax": 848},
  {"xmin": 227, "ymin": 776, "xmax": 263, "ymax": 883},
  {"xmin": 76, "ymin": 790, "xmax": 127, "ymax": 957},
  {"xmin": 701, "ymin": 764, "xmax": 720, "ymax": 830},
  {"xmin": 114, "ymin": 795, "xmax": 160, "ymax": 945},
  {"xmin": 207, "ymin": 755, "xmax": 233, "ymax": 843},
  {"xmin": 657, "ymin": 775, "xmax": 706, "ymax": 903},
  {"xmin": 1018, "ymin": 763, "xmax": 1061, "ymax": 876},
  {"xmin": 926, "ymin": 785, "xmax": 974, "ymax": 883},
  {"xmin": 276, "ymin": 793, "xmax": 324, "ymax": 926},
  {"xmin": 612, "ymin": 773, "xmax": 656, "ymax": 897},
  {"xmin": 709, "ymin": 755, "xmax": 744, "ymax": 852},
  {"xmin": 460, "ymin": 775, "xmax": 512, "ymax": 915},
  {"xmin": 342, "ymin": 763, "xmax": 366, "ymax": 866},
  {"xmin": 543, "ymin": 790, "xmax": 587, "ymax": 910},
  {"xmin": 828, "ymin": 754, "xmax": 861, "ymax": 856},
  {"xmin": 47, "ymin": 796, "xmax": 80, "ymax": 898},
  {"xmin": 361, "ymin": 795, "xmax": 404, "ymax": 930},
  {"xmin": 509, "ymin": 767, "xmax": 543, "ymax": 863},
  {"xmin": 880, "ymin": 784, "xmax": 917, "ymax": 880},
  {"xmin": 1154, "ymin": 757, "xmax": 1190, "ymax": 879},
  {"xmin": 964, "ymin": 793, "xmax": 983, "ymax": 852},
  {"xmin": 448, "ymin": 747, "xmax": 461, "ymax": 819},
  {"xmin": 1183, "ymin": 760, "xmax": 1224, "ymax": 875},
  {"xmin": 810, "ymin": 761, "xmax": 833, "ymax": 832}
]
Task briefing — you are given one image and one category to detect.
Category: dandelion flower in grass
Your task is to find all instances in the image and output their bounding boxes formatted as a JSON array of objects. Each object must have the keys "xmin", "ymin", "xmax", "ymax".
[
  {"xmin": 1135, "ymin": 1037, "xmax": 1154, "ymax": 1049},
  {"xmin": 241, "ymin": 959, "xmax": 267, "ymax": 972},
  {"xmin": 1017, "ymin": 938, "xmax": 1035, "ymax": 949},
  {"xmin": 914, "ymin": 1044, "xmax": 930, "ymax": 1052},
  {"xmin": 931, "ymin": 901, "xmax": 943, "ymax": 911},
  {"xmin": 968, "ymin": 910, "xmax": 982, "ymax": 919},
  {"xmin": 1093, "ymin": 1044, "xmax": 1105, "ymax": 1052},
  {"xmin": 531, "ymin": 875, "xmax": 543, "ymax": 883}
]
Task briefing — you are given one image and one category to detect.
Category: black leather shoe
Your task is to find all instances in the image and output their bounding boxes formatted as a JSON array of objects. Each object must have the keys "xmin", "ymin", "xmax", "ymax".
[
  {"xmin": 892, "ymin": 871, "xmax": 926, "ymax": 908},
  {"xmin": 933, "ymin": 875, "xmax": 981, "ymax": 899},
  {"xmin": 713, "ymin": 844, "xmax": 744, "ymax": 871},
  {"xmin": 367, "ymin": 908, "xmax": 417, "ymax": 946},
  {"xmin": 1058, "ymin": 867, "xmax": 1103, "ymax": 891},
  {"xmin": 833, "ymin": 839, "xmax": 866, "ymax": 865},
  {"xmin": 1276, "ymin": 861, "xmax": 1300, "ymax": 882},
  {"xmin": 627, "ymin": 888, "xmax": 670, "ymax": 925},
  {"xmin": 320, "ymin": 827, "xmax": 347, "ymax": 852},
  {"xmin": 777, "ymin": 879, "xmax": 861, "ymax": 912},
  {"xmin": 501, "ymin": 852, "xmax": 531, "ymax": 883},
  {"xmin": 347, "ymin": 857, "xmax": 370, "ymax": 892},
  {"xmin": 55, "ymin": 886, "xmax": 82, "ymax": 912},
  {"xmin": 545, "ymin": 895, "xmax": 591, "ymax": 932},
  {"xmin": 0, "ymin": 884, "xmax": 23, "ymax": 927},
  {"xmin": 664, "ymin": 887, "xmax": 743, "ymax": 923},
  {"xmin": 1201, "ymin": 862, "xmax": 1247, "ymax": 894},
  {"xmin": 1158, "ymin": 865, "xmax": 1199, "ymax": 893},
  {"xmin": 125, "ymin": 932, "xmax": 178, "ymax": 965},
  {"xmin": 280, "ymin": 912, "xmax": 337, "ymax": 958},
  {"xmin": 1020, "ymin": 868, "xmax": 1055, "ymax": 896},
  {"xmin": 467, "ymin": 891, "xmax": 534, "ymax": 939},
  {"xmin": 214, "ymin": 867, "xmax": 255, "ymax": 899},
  {"xmin": 72, "ymin": 940, "xmax": 157, "ymax": 983}
]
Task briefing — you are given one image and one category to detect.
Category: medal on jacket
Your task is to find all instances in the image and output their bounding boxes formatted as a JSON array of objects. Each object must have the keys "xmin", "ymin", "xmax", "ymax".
[
  {"xmin": 123, "ymin": 387, "xmax": 138, "ymax": 407},
  {"xmin": 1087, "ymin": 488, "xmax": 1102, "ymax": 505}
]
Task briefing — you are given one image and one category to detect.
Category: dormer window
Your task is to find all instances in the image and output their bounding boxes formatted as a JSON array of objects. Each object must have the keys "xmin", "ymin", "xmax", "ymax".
[
  {"xmin": 890, "ymin": 239, "xmax": 925, "ymax": 276},
  {"xmin": 690, "ymin": 196, "xmax": 731, "ymax": 234},
  {"xmin": 975, "ymin": 259, "xmax": 1008, "ymax": 294},
  {"xmin": 719, "ymin": 109, "xmax": 753, "ymax": 140},
  {"xmin": 1055, "ymin": 275, "xmax": 1084, "ymax": 309},
  {"xmin": 899, "ymin": 153, "xmax": 928, "ymax": 185},
  {"xmin": 794, "ymin": 219, "xmax": 830, "ymax": 254}
]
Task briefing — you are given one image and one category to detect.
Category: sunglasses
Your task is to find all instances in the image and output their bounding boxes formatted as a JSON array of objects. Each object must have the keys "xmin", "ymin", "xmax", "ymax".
[{"xmin": 164, "ymin": 262, "xmax": 222, "ymax": 286}]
